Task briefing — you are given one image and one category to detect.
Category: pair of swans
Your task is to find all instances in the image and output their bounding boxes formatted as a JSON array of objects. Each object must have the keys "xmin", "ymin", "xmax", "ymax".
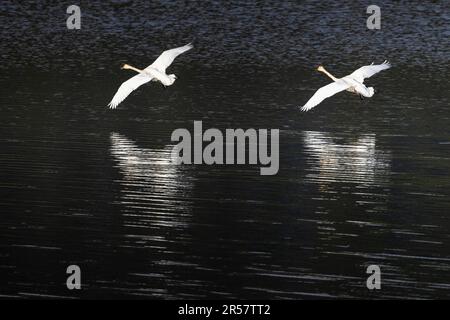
[{"xmin": 108, "ymin": 43, "xmax": 391, "ymax": 111}]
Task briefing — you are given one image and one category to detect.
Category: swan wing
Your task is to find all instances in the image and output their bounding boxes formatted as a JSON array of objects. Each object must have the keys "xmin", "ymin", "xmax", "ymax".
[
  {"xmin": 349, "ymin": 60, "xmax": 391, "ymax": 83},
  {"xmin": 108, "ymin": 73, "xmax": 153, "ymax": 109},
  {"xmin": 300, "ymin": 80, "xmax": 350, "ymax": 112},
  {"xmin": 147, "ymin": 43, "xmax": 193, "ymax": 73}
]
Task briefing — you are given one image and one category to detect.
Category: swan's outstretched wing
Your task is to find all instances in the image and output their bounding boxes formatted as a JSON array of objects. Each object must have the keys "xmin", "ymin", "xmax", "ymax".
[
  {"xmin": 108, "ymin": 73, "xmax": 153, "ymax": 109},
  {"xmin": 147, "ymin": 43, "xmax": 193, "ymax": 73},
  {"xmin": 349, "ymin": 60, "xmax": 391, "ymax": 83},
  {"xmin": 300, "ymin": 80, "xmax": 350, "ymax": 112}
]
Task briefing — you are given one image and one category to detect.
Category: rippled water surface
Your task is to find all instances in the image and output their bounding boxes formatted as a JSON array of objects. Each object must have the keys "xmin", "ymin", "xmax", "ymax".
[{"xmin": 0, "ymin": 1, "xmax": 449, "ymax": 299}]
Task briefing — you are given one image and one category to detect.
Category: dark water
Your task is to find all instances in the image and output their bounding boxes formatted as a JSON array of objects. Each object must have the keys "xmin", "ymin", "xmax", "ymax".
[{"xmin": 1, "ymin": 0, "xmax": 449, "ymax": 299}]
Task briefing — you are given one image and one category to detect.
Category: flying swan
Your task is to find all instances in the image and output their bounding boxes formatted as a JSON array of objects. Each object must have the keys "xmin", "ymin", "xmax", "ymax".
[
  {"xmin": 300, "ymin": 61, "xmax": 391, "ymax": 112},
  {"xmin": 108, "ymin": 43, "xmax": 193, "ymax": 109}
]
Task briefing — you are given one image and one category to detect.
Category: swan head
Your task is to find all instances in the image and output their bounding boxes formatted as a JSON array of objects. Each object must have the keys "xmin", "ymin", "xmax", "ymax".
[
  {"xmin": 317, "ymin": 65, "xmax": 326, "ymax": 73},
  {"xmin": 367, "ymin": 87, "xmax": 375, "ymax": 97},
  {"xmin": 121, "ymin": 64, "xmax": 131, "ymax": 70}
]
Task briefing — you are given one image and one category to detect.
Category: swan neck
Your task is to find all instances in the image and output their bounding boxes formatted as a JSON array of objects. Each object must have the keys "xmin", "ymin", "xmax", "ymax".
[
  {"xmin": 321, "ymin": 68, "xmax": 339, "ymax": 82},
  {"xmin": 129, "ymin": 65, "xmax": 144, "ymax": 74}
]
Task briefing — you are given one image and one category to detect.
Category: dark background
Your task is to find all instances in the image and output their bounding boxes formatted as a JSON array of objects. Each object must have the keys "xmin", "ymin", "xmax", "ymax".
[{"xmin": 0, "ymin": 0, "xmax": 449, "ymax": 299}]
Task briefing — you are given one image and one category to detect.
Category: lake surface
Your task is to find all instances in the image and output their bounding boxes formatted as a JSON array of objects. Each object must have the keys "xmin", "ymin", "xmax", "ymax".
[{"xmin": 0, "ymin": 0, "xmax": 449, "ymax": 299}]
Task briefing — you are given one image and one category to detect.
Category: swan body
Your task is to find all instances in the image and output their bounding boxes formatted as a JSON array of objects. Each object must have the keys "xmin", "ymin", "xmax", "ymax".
[
  {"xmin": 108, "ymin": 43, "xmax": 193, "ymax": 109},
  {"xmin": 300, "ymin": 61, "xmax": 391, "ymax": 112}
]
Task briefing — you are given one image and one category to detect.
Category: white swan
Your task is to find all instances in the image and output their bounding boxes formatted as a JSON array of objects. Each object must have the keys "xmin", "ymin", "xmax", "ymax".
[
  {"xmin": 108, "ymin": 43, "xmax": 193, "ymax": 109},
  {"xmin": 300, "ymin": 61, "xmax": 391, "ymax": 112}
]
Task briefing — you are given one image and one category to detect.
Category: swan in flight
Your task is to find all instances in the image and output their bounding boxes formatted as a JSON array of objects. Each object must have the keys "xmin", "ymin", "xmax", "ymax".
[
  {"xmin": 300, "ymin": 61, "xmax": 391, "ymax": 112},
  {"xmin": 108, "ymin": 43, "xmax": 193, "ymax": 109}
]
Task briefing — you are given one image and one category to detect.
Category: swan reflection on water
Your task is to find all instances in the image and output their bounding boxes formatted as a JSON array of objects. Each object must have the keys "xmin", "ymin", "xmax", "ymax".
[
  {"xmin": 109, "ymin": 132, "xmax": 194, "ymax": 230},
  {"xmin": 302, "ymin": 131, "xmax": 391, "ymax": 187}
]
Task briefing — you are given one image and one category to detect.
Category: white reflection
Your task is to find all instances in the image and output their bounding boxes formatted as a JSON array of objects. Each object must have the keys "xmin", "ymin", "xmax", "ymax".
[
  {"xmin": 303, "ymin": 131, "xmax": 390, "ymax": 187},
  {"xmin": 110, "ymin": 132, "xmax": 194, "ymax": 229}
]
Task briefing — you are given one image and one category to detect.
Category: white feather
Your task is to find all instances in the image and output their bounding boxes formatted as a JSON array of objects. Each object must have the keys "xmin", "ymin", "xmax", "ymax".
[
  {"xmin": 300, "ymin": 61, "xmax": 391, "ymax": 112},
  {"xmin": 108, "ymin": 73, "xmax": 153, "ymax": 109},
  {"xmin": 108, "ymin": 43, "xmax": 193, "ymax": 109},
  {"xmin": 300, "ymin": 80, "xmax": 350, "ymax": 112},
  {"xmin": 349, "ymin": 60, "xmax": 391, "ymax": 83},
  {"xmin": 146, "ymin": 43, "xmax": 193, "ymax": 73}
]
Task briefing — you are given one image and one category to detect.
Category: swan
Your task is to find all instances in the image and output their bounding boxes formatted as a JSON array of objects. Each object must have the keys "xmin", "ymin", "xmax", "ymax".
[
  {"xmin": 108, "ymin": 43, "xmax": 193, "ymax": 109},
  {"xmin": 300, "ymin": 61, "xmax": 391, "ymax": 112}
]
